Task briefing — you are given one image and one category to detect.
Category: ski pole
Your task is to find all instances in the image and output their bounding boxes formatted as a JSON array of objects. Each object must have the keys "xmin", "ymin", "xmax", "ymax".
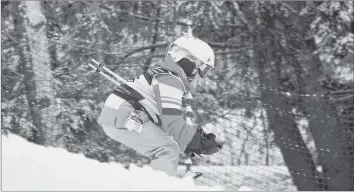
[
  {"xmin": 90, "ymin": 59, "xmax": 130, "ymax": 87},
  {"xmin": 88, "ymin": 59, "xmax": 157, "ymax": 105},
  {"xmin": 88, "ymin": 63, "xmax": 123, "ymax": 87}
]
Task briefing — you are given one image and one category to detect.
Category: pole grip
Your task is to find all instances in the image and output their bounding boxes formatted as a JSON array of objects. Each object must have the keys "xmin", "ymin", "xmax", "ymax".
[{"xmin": 88, "ymin": 63, "xmax": 122, "ymax": 87}]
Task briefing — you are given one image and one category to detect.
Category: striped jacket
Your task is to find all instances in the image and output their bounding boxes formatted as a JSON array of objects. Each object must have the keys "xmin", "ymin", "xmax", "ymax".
[{"xmin": 107, "ymin": 66, "xmax": 197, "ymax": 152}]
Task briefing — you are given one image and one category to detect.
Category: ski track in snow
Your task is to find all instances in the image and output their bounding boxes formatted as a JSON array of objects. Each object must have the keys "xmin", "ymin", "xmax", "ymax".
[{"xmin": 2, "ymin": 134, "xmax": 224, "ymax": 191}]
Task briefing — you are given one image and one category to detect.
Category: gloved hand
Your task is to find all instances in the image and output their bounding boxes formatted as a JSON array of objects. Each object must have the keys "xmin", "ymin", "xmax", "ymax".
[{"xmin": 184, "ymin": 127, "xmax": 223, "ymax": 157}]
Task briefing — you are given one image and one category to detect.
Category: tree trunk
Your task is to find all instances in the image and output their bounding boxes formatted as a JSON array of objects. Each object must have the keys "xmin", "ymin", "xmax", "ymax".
[
  {"xmin": 41, "ymin": 2, "xmax": 60, "ymax": 71},
  {"xmin": 12, "ymin": 1, "xmax": 45, "ymax": 144},
  {"xmin": 94, "ymin": 2, "xmax": 106, "ymax": 102},
  {"xmin": 261, "ymin": 110, "xmax": 270, "ymax": 166},
  {"xmin": 24, "ymin": 1, "xmax": 56, "ymax": 145},
  {"xmin": 256, "ymin": 37, "xmax": 323, "ymax": 190},
  {"xmin": 276, "ymin": 2, "xmax": 354, "ymax": 189},
  {"xmin": 301, "ymin": 38, "xmax": 354, "ymax": 190},
  {"xmin": 143, "ymin": 3, "xmax": 160, "ymax": 73}
]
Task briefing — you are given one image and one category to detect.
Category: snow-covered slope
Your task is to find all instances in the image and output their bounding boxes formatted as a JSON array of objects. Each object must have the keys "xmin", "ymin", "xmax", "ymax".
[
  {"xmin": 1, "ymin": 134, "xmax": 223, "ymax": 191},
  {"xmin": 178, "ymin": 165, "xmax": 296, "ymax": 191}
]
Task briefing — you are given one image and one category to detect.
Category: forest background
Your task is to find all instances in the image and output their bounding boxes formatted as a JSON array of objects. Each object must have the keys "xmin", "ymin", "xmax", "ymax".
[{"xmin": 1, "ymin": 1, "xmax": 353, "ymax": 190}]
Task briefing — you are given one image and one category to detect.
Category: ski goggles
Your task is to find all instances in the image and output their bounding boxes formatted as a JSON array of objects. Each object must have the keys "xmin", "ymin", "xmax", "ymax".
[
  {"xmin": 196, "ymin": 63, "xmax": 213, "ymax": 78},
  {"xmin": 173, "ymin": 47, "xmax": 213, "ymax": 80},
  {"xmin": 184, "ymin": 53, "xmax": 213, "ymax": 78},
  {"xmin": 177, "ymin": 56, "xmax": 212, "ymax": 77},
  {"xmin": 187, "ymin": 63, "xmax": 213, "ymax": 82}
]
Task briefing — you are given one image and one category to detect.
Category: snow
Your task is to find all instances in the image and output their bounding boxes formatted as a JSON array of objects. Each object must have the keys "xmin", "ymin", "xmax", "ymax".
[
  {"xmin": 26, "ymin": 1, "xmax": 46, "ymax": 25},
  {"xmin": 201, "ymin": 108, "xmax": 287, "ymax": 166},
  {"xmin": 238, "ymin": 186, "xmax": 253, "ymax": 191},
  {"xmin": 1, "ymin": 134, "xmax": 223, "ymax": 191},
  {"xmin": 177, "ymin": 165, "xmax": 297, "ymax": 191}
]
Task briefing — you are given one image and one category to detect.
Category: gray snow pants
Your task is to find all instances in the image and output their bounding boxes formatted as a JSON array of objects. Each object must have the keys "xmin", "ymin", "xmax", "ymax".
[{"xmin": 98, "ymin": 94, "xmax": 180, "ymax": 176}]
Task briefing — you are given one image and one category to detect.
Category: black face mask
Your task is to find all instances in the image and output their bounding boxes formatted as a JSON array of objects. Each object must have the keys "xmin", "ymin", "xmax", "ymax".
[{"xmin": 177, "ymin": 58, "xmax": 196, "ymax": 78}]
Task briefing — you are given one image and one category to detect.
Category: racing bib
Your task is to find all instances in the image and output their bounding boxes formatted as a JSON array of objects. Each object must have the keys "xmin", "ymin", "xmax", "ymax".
[{"xmin": 123, "ymin": 111, "xmax": 143, "ymax": 133}]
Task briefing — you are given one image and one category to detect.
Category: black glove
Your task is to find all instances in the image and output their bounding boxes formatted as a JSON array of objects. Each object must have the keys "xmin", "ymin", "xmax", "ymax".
[{"xmin": 184, "ymin": 127, "xmax": 223, "ymax": 157}]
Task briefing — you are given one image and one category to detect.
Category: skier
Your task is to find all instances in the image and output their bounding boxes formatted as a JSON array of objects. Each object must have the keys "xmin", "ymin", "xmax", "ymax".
[{"xmin": 97, "ymin": 36, "xmax": 222, "ymax": 176}]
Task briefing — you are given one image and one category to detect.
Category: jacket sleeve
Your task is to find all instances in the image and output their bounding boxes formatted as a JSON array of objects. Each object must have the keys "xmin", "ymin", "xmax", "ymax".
[{"xmin": 152, "ymin": 74, "xmax": 197, "ymax": 152}]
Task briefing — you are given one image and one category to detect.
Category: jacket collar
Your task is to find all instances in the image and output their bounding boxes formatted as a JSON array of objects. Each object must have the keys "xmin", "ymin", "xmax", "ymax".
[{"xmin": 157, "ymin": 55, "xmax": 194, "ymax": 93}]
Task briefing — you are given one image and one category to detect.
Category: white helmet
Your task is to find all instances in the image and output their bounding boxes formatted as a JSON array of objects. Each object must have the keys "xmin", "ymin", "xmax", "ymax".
[
  {"xmin": 172, "ymin": 36, "xmax": 215, "ymax": 67},
  {"xmin": 167, "ymin": 36, "xmax": 215, "ymax": 80}
]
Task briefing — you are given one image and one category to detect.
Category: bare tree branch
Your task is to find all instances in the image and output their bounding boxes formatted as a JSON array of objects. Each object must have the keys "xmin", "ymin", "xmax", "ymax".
[
  {"xmin": 122, "ymin": 43, "xmax": 168, "ymax": 59},
  {"xmin": 150, "ymin": 48, "xmax": 249, "ymax": 58},
  {"xmin": 86, "ymin": 1, "xmax": 244, "ymax": 29},
  {"xmin": 122, "ymin": 42, "xmax": 247, "ymax": 58},
  {"xmin": 279, "ymin": 2, "xmax": 299, "ymax": 14},
  {"xmin": 214, "ymin": 49, "xmax": 249, "ymax": 55},
  {"xmin": 208, "ymin": 41, "xmax": 246, "ymax": 49},
  {"xmin": 232, "ymin": 1, "xmax": 248, "ymax": 25}
]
